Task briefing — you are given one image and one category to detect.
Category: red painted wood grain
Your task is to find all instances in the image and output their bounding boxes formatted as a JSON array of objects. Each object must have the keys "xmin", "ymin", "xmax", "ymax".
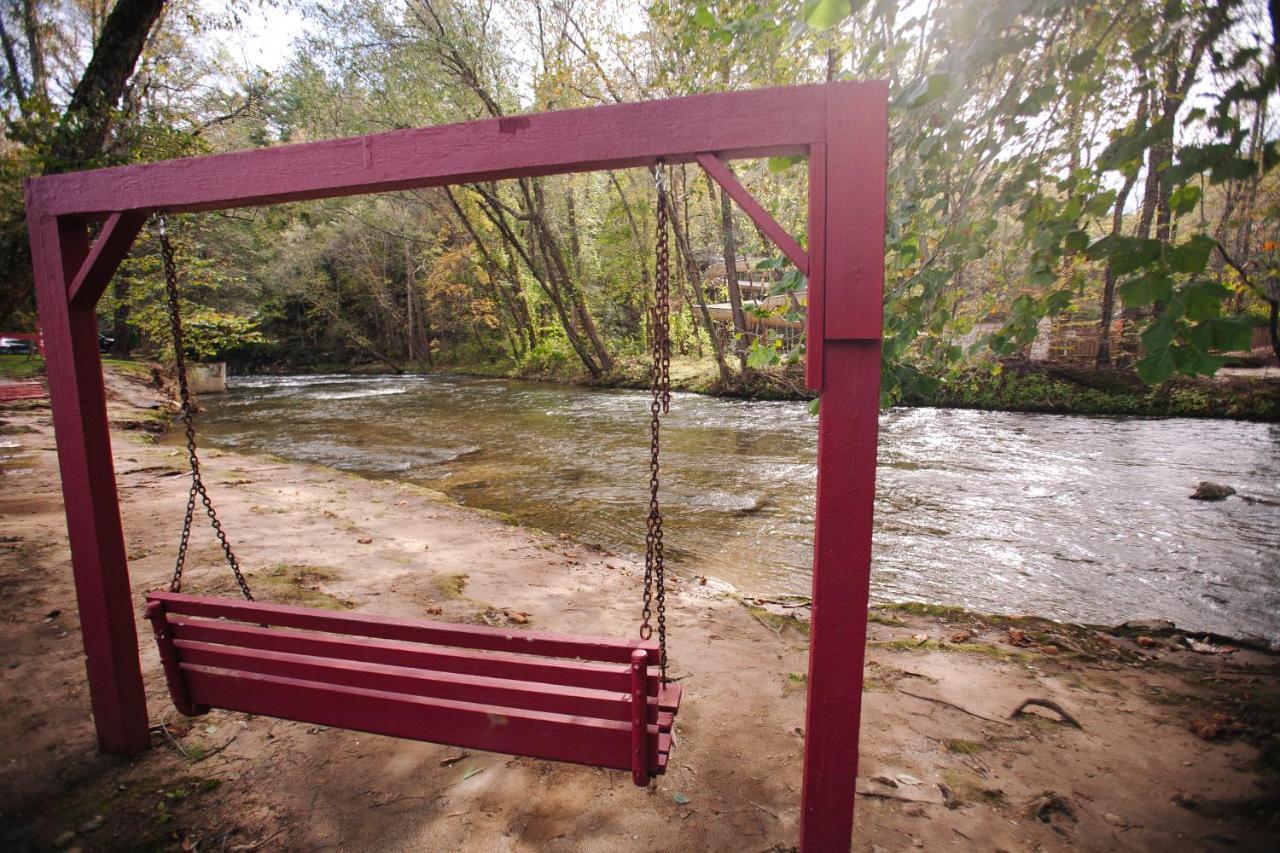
[
  {"xmin": 167, "ymin": 615, "xmax": 657, "ymax": 693},
  {"xmin": 180, "ymin": 663, "xmax": 668, "ymax": 773},
  {"xmin": 149, "ymin": 591, "xmax": 659, "ymax": 664}
]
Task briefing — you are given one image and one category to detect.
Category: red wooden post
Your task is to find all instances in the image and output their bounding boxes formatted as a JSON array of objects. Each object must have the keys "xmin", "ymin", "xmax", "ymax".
[
  {"xmin": 629, "ymin": 648, "xmax": 650, "ymax": 787},
  {"xmin": 799, "ymin": 82, "xmax": 889, "ymax": 851},
  {"xmin": 25, "ymin": 201, "xmax": 150, "ymax": 755}
]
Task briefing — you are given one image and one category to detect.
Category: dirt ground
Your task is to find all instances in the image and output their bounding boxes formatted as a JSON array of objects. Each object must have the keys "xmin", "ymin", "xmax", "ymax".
[{"xmin": 1, "ymin": 366, "xmax": 1277, "ymax": 852}]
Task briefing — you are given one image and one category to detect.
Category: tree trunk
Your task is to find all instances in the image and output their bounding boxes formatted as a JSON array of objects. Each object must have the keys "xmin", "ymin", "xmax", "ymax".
[
  {"xmin": 667, "ymin": 180, "xmax": 730, "ymax": 379},
  {"xmin": 720, "ymin": 186, "xmax": 748, "ymax": 370},
  {"xmin": 0, "ymin": 0, "xmax": 167, "ymax": 326},
  {"xmin": 1097, "ymin": 89, "xmax": 1148, "ymax": 365},
  {"xmin": 45, "ymin": 0, "xmax": 167, "ymax": 173},
  {"xmin": 20, "ymin": 0, "xmax": 46, "ymax": 100},
  {"xmin": 111, "ymin": 268, "xmax": 131, "ymax": 356}
]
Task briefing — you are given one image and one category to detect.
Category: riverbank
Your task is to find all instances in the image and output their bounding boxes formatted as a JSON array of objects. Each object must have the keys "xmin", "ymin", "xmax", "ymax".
[
  {"xmin": 8, "ymin": 351, "xmax": 1278, "ymax": 420},
  {"xmin": 228, "ymin": 351, "xmax": 1280, "ymax": 420},
  {"xmin": 1, "ymin": 364, "xmax": 1277, "ymax": 850}
]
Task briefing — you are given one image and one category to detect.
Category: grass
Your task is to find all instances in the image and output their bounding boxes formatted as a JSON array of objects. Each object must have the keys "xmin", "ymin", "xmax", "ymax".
[
  {"xmin": 248, "ymin": 564, "xmax": 350, "ymax": 610},
  {"xmin": 940, "ymin": 767, "xmax": 1006, "ymax": 806},
  {"xmin": 1, "ymin": 354, "xmax": 156, "ymax": 382},
  {"xmin": 745, "ymin": 603, "xmax": 811, "ymax": 637},
  {"xmin": 0, "ymin": 353, "xmax": 44, "ymax": 380},
  {"xmin": 871, "ymin": 636, "xmax": 1035, "ymax": 663},
  {"xmin": 945, "ymin": 738, "xmax": 987, "ymax": 756},
  {"xmin": 867, "ymin": 610, "xmax": 907, "ymax": 627},
  {"xmin": 883, "ymin": 601, "xmax": 973, "ymax": 621},
  {"xmin": 432, "ymin": 572, "xmax": 469, "ymax": 599},
  {"xmin": 903, "ymin": 360, "xmax": 1280, "ymax": 421}
]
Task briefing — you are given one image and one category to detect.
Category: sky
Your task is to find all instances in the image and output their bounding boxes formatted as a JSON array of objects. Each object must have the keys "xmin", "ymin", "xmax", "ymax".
[{"xmin": 208, "ymin": 1, "xmax": 309, "ymax": 74}]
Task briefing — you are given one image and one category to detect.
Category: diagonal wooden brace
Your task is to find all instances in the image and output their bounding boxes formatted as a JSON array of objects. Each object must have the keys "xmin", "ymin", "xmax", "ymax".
[
  {"xmin": 66, "ymin": 211, "xmax": 147, "ymax": 308},
  {"xmin": 695, "ymin": 152, "xmax": 808, "ymax": 276}
]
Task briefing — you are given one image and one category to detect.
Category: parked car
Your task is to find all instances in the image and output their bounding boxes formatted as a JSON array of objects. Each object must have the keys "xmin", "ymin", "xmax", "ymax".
[{"xmin": 0, "ymin": 336, "xmax": 35, "ymax": 354}]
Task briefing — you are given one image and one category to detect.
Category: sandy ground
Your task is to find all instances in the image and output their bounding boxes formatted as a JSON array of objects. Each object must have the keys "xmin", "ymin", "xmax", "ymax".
[{"xmin": 1, "ymin": 366, "xmax": 1277, "ymax": 852}]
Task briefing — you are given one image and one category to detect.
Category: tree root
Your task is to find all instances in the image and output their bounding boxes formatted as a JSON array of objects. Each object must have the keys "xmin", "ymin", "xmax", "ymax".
[{"xmin": 1010, "ymin": 698, "xmax": 1083, "ymax": 729}]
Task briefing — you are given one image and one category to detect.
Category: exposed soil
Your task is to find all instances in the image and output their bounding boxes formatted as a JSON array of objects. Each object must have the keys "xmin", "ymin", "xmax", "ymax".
[{"xmin": 0, "ymin": 366, "xmax": 1276, "ymax": 851}]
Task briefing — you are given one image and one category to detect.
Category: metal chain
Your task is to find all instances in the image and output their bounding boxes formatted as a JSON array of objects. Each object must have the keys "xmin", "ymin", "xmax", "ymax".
[
  {"xmin": 641, "ymin": 164, "xmax": 671, "ymax": 679},
  {"xmin": 159, "ymin": 216, "xmax": 253, "ymax": 601}
]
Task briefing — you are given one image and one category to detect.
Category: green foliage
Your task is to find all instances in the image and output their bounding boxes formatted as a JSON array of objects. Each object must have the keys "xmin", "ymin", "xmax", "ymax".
[
  {"xmin": 902, "ymin": 362, "xmax": 1280, "ymax": 421},
  {"xmin": 4, "ymin": 0, "xmax": 1275, "ymax": 411}
]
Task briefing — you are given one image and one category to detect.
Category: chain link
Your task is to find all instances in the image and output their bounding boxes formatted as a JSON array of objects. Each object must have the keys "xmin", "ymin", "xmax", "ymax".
[
  {"xmin": 641, "ymin": 164, "xmax": 671, "ymax": 679},
  {"xmin": 159, "ymin": 216, "xmax": 253, "ymax": 601}
]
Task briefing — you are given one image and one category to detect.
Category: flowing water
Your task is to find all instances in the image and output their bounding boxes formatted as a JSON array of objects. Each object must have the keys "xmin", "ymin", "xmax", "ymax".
[{"xmin": 191, "ymin": 373, "xmax": 1280, "ymax": 642}]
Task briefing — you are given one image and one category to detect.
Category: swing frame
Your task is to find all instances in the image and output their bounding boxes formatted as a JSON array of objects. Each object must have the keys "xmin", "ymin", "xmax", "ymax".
[{"xmin": 25, "ymin": 81, "xmax": 887, "ymax": 852}]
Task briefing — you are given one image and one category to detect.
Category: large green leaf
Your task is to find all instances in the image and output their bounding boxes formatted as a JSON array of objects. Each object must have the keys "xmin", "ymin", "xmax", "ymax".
[
  {"xmin": 1168, "ymin": 235, "xmax": 1216, "ymax": 274},
  {"xmin": 1140, "ymin": 316, "xmax": 1175, "ymax": 352},
  {"xmin": 906, "ymin": 72, "xmax": 952, "ymax": 109},
  {"xmin": 747, "ymin": 342, "xmax": 780, "ymax": 368},
  {"xmin": 1169, "ymin": 184, "xmax": 1202, "ymax": 216},
  {"xmin": 1135, "ymin": 346, "xmax": 1177, "ymax": 384},
  {"xmin": 805, "ymin": 0, "xmax": 851, "ymax": 30},
  {"xmin": 1117, "ymin": 271, "xmax": 1172, "ymax": 307},
  {"xmin": 1177, "ymin": 280, "xmax": 1231, "ymax": 321},
  {"xmin": 1205, "ymin": 316, "xmax": 1254, "ymax": 351}
]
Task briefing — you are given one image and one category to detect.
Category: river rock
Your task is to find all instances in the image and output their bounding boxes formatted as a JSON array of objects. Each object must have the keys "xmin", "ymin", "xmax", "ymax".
[
  {"xmin": 1190, "ymin": 482, "xmax": 1236, "ymax": 501},
  {"xmin": 1116, "ymin": 619, "xmax": 1176, "ymax": 635}
]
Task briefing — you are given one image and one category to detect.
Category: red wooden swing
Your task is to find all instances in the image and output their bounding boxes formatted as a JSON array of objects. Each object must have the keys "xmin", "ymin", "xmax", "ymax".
[
  {"xmin": 145, "ymin": 592, "xmax": 679, "ymax": 784},
  {"xmin": 143, "ymin": 183, "xmax": 682, "ymax": 785}
]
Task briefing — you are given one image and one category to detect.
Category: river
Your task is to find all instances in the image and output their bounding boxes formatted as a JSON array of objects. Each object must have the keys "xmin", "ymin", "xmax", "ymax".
[{"xmin": 190, "ymin": 373, "xmax": 1280, "ymax": 643}]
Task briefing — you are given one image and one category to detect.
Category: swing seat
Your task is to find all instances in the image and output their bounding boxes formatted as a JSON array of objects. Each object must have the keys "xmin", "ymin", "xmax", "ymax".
[{"xmin": 145, "ymin": 591, "xmax": 680, "ymax": 785}]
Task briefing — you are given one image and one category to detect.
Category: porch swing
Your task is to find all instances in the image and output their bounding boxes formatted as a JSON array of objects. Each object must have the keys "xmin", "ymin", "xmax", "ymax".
[{"xmin": 144, "ymin": 169, "xmax": 682, "ymax": 787}]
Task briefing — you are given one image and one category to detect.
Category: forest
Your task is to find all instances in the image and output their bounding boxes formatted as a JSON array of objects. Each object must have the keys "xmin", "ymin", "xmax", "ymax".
[{"xmin": 0, "ymin": 0, "xmax": 1277, "ymax": 406}]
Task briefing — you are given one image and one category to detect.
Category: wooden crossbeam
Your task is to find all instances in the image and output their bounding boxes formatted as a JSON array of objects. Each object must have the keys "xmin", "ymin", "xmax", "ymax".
[{"xmin": 66, "ymin": 211, "xmax": 146, "ymax": 308}]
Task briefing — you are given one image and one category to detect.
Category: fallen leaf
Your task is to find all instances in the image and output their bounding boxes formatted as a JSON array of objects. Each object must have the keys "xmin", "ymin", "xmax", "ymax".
[
  {"xmin": 439, "ymin": 753, "xmax": 468, "ymax": 767},
  {"xmin": 895, "ymin": 773, "xmax": 923, "ymax": 786},
  {"xmin": 870, "ymin": 775, "xmax": 898, "ymax": 788},
  {"xmin": 1189, "ymin": 712, "xmax": 1235, "ymax": 740},
  {"xmin": 426, "ymin": 605, "xmax": 442, "ymax": 615},
  {"xmin": 673, "ymin": 793, "xmax": 690, "ymax": 805},
  {"xmin": 357, "ymin": 537, "xmax": 373, "ymax": 545},
  {"xmin": 949, "ymin": 630, "xmax": 973, "ymax": 643}
]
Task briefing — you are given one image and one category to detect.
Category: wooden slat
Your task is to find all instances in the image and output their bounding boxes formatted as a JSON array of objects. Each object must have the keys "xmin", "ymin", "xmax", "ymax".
[
  {"xmin": 149, "ymin": 591, "xmax": 657, "ymax": 664},
  {"xmin": 145, "ymin": 602, "xmax": 205, "ymax": 716},
  {"xmin": 180, "ymin": 664, "xmax": 667, "ymax": 772},
  {"xmin": 167, "ymin": 616, "xmax": 660, "ymax": 693},
  {"xmin": 695, "ymin": 153, "xmax": 809, "ymax": 276},
  {"xmin": 658, "ymin": 683, "xmax": 682, "ymax": 713},
  {"xmin": 173, "ymin": 640, "xmax": 665, "ymax": 723}
]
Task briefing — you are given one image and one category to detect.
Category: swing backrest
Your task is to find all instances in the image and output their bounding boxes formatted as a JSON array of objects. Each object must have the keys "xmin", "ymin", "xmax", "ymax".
[{"xmin": 145, "ymin": 591, "xmax": 679, "ymax": 782}]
